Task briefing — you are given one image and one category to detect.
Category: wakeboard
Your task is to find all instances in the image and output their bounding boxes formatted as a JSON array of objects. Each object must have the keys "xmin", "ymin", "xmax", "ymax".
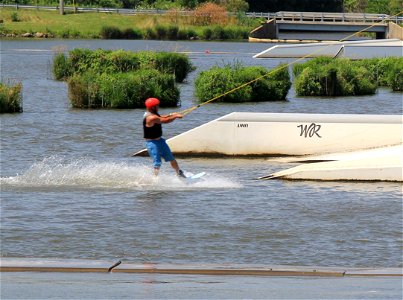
[
  {"xmin": 184, "ymin": 171, "xmax": 207, "ymax": 182},
  {"xmin": 189, "ymin": 172, "xmax": 207, "ymax": 180}
]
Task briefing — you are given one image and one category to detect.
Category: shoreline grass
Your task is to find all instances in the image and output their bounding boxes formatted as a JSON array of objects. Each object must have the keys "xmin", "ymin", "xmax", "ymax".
[{"xmin": 0, "ymin": 7, "xmax": 259, "ymax": 40}]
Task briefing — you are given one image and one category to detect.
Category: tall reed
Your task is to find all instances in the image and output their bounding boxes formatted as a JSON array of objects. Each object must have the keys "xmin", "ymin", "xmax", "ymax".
[
  {"xmin": 294, "ymin": 58, "xmax": 376, "ymax": 96},
  {"xmin": 293, "ymin": 57, "xmax": 403, "ymax": 96},
  {"xmin": 388, "ymin": 59, "xmax": 403, "ymax": 92},
  {"xmin": 68, "ymin": 69, "xmax": 180, "ymax": 109},
  {"xmin": 53, "ymin": 49, "xmax": 194, "ymax": 83},
  {"xmin": 99, "ymin": 24, "xmax": 249, "ymax": 41},
  {"xmin": 0, "ymin": 82, "xmax": 23, "ymax": 113}
]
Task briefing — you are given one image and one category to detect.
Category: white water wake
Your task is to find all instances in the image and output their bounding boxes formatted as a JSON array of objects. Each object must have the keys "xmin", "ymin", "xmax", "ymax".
[{"xmin": 1, "ymin": 156, "xmax": 241, "ymax": 191}]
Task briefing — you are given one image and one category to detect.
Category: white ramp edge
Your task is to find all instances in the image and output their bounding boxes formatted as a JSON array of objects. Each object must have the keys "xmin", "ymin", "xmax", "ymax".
[
  {"xmin": 253, "ymin": 39, "xmax": 403, "ymax": 59},
  {"xmin": 259, "ymin": 145, "xmax": 403, "ymax": 181}
]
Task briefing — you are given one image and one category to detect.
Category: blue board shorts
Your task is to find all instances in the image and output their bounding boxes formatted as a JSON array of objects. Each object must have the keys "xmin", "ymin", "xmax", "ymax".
[{"xmin": 145, "ymin": 138, "xmax": 175, "ymax": 168}]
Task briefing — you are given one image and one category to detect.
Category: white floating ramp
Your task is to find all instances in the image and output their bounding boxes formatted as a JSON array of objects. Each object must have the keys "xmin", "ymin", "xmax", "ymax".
[
  {"xmin": 253, "ymin": 39, "xmax": 403, "ymax": 59},
  {"xmin": 259, "ymin": 145, "xmax": 403, "ymax": 182},
  {"xmin": 134, "ymin": 113, "xmax": 402, "ymax": 157}
]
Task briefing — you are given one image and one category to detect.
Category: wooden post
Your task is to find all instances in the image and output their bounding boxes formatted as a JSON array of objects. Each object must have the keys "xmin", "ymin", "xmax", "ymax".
[{"xmin": 59, "ymin": 0, "xmax": 64, "ymax": 15}]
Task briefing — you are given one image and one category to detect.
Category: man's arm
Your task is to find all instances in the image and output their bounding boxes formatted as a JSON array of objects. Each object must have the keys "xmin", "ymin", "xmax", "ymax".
[{"xmin": 146, "ymin": 113, "xmax": 183, "ymax": 127}]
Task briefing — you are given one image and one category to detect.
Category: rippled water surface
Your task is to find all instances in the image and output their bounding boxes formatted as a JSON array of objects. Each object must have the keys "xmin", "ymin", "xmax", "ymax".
[{"xmin": 1, "ymin": 40, "xmax": 402, "ymax": 269}]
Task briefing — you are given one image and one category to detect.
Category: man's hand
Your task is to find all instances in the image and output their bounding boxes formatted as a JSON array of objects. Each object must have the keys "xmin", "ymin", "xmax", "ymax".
[{"xmin": 170, "ymin": 112, "xmax": 183, "ymax": 119}]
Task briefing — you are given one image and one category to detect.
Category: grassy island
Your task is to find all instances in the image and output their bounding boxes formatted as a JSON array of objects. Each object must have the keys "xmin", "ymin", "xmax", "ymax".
[
  {"xmin": 195, "ymin": 63, "xmax": 291, "ymax": 102},
  {"xmin": 293, "ymin": 57, "xmax": 403, "ymax": 97},
  {"xmin": 54, "ymin": 48, "xmax": 194, "ymax": 108},
  {"xmin": 53, "ymin": 48, "xmax": 194, "ymax": 82}
]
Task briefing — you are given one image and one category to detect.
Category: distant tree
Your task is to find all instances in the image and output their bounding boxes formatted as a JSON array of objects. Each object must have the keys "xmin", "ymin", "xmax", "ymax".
[
  {"xmin": 75, "ymin": 0, "xmax": 118, "ymax": 7},
  {"xmin": 344, "ymin": 0, "xmax": 401, "ymax": 14},
  {"xmin": 99, "ymin": 0, "xmax": 121, "ymax": 7},
  {"xmin": 192, "ymin": 2, "xmax": 228, "ymax": 25},
  {"xmin": 366, "ymin": 0, "xmax": 389, "ymax": 13},
  {"xmin": 179, "ymin": 0, "xmax": 200, "ymax": 8},
  {"xmin": 343, "ymin": 0, "xmax": 368, "ymax": 12},
  {"xmin": 247, "ymin": 0, "xmax": 343, "ymax": 12},
  {"xmin": 217, "ymin": 0, "xmax": 249, "ymax": 12},
  {"xmin": 388, "ymin": 0, "xmax": 402, "ymax": 15},
  {"xmin": 121, "ymin": 0, "xmax": 140, "ymax": 8}
]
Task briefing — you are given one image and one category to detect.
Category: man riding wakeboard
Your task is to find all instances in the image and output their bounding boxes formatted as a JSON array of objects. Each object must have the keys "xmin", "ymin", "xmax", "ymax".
[{"xmin": 143, "ymin": 97, "xmax": 186, "ymax": 178}]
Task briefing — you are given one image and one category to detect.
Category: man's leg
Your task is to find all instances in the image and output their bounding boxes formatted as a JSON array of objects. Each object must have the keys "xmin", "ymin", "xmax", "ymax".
[
  {"xmin": 146, "ymin": 141, "xmax": 162, "ymax": 176},
  {"xmin": 160, "ymin": 139, "xmax": 186, "ymax": 178},
  {"xmin": 170, "ymin": 159, "xmax": 180, "ymax": 173},
  {"xmin": 170, "ymin": 160, "xmax": 186, "ymax": 178}
]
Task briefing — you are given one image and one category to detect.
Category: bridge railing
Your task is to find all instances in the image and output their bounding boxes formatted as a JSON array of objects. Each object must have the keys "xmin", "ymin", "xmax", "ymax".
[
  {"xmin": 274, "ymin": 11, "xmax": 394, "ymax": 23},
  {"xmin": 245, "ymin": 11, "xmax": 402, "ymax": 24},
  {"xmin": 0, "ymin": 4, "xmax": 175, "ymax": 15},
  {"xmin": 245, "ymin": 12, "xmax": 277, "ymax": 19}
]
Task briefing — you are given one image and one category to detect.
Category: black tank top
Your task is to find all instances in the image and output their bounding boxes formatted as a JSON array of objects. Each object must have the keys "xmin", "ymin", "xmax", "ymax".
[{"xmin": 143, "ymin": 112, "xmax": 162, "ymax": 139}]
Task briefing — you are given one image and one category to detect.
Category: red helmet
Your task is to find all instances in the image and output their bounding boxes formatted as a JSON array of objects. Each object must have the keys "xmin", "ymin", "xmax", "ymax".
[{"xmin": 145, "ymin": 98, "xmax": 160, "ymax": 108}]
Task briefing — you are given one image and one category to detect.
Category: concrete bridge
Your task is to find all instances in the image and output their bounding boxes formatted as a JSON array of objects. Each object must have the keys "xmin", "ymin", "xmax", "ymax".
[{"xmin": 250, "ymin": 11, "xmax": 403, "ymax": 41}]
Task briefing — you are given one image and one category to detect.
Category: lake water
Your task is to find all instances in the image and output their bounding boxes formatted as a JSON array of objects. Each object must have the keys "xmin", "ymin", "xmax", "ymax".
[
  {"xmin": 0, "ymin": 39, "xmax": 402, "ymax": 276},
  {"xmin": 2, "ymin": 271, "xmax": 402, "ymax": 299}
]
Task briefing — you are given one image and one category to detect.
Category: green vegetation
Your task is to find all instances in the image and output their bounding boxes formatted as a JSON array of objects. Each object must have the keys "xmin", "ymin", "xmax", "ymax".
[
  {"xmin": 53, "ymin": 48, "xmax": 194, "ymax": 82},
  {"xmin": 0, "ymin": 82, "xmax": 23, "ymax": 113},
  {"xmin": 10, "ymin": 11, "xmax": 20, "ymax": 22},
  {"xmin": 1, "ymin": 1, "xmax": 249, "ymax": 11},
  {"xmin": 294, "ymin": 59, "xmax": 377, "ymax": 97},
  {"xmin": 98, "ymin": 24, "xmax": 249, "ymax": 40},
  {"xmin": 0, "ymin": 6, "xmax": 261, "ymax": 40},
  {"xmin": 195, "ymin": 63, "xmax": 291, "ymax": 102},
  {"xmin": 54, "ymin": 48, "xmax": 192, "ymax": 108},
  {"xmin": 2, "ymin": 0, "xmax": 398, "ymax": 40},
  {"xmin": 388, "ymin": 59, "xmax": 403, "ymax": 91},
  {"xmin": 2, "ymin": 0, "xmax": 398, "ymax": 15},
  {"xmin": 343, "ymin": 0, "xmax": 401, "ymax": 15},
  {"xmin": 356, "ymin": 57, "xmax": 403, "ymax": 90},
  {"xmin": 293, "ymin": 57, "xmax": 403, "ymax": 97},
  {"xmin": 68, "ymin": 69, "xmax": 179, "ymax": 108}
]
